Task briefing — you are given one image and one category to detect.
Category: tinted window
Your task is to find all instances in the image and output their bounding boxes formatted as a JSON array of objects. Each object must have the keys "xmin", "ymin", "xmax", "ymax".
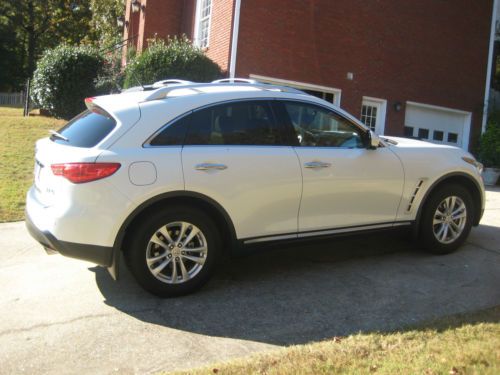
[
  {"xmin": 185, "ymin": 101, "xmax": 281, "ymax": 146},
  {"xmin": 51, "ymin": 110, "xmax": 116, "ymax": 148},
  {"xmin": 283, "ymin": 101, "xmax": 365, "ymax": 148},
  {"xmin": 149, "ymin": 115, "xmax": 189, "ymax": 146}
]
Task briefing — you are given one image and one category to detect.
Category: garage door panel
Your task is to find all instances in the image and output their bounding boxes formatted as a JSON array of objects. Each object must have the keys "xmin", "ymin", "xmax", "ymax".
[{"xmin": 404, "ymin": 104, "xmax": 470, "ymax": 149}]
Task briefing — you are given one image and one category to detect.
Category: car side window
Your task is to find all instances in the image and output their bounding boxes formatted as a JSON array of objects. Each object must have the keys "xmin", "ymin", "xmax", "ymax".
[
  {"xmin": 283, "ymin": 101, "xmax": 365, "ymax": 148},
  {"xmin": 149, "ymin": 115, "xmax": 190, "ymax": 146},
  {"xmin": 185, "ymin": 101, "xmax": 281, "ymax": 146}
]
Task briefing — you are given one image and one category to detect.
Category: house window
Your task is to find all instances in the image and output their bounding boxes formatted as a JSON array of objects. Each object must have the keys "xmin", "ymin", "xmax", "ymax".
[
  {"xmin": 448, "ymin": 132, "xmax": 458, "ymax": 143},
  {"xmin": 404, "ymin": 126, "xmax": 414, "ymax": 137},
  {"xmin": 303, "ymin": 89, "xmax": 335, "ymax": 104},
  {"xmin": 360, "ymin": 104, "xmax": 378, "ymax": 131},
  {"xmin": 195, "ymin": 0, "xmax": 212, "ymax": 48},
  {"xmin": 418, "ymin": 128, "xmax": 429, "ymax": 139}
]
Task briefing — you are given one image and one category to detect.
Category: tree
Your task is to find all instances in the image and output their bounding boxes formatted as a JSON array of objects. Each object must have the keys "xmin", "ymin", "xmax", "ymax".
[
  {"xmin": 89, "ymin": 0, "xmax": 125, "ymax": 50},
  {"xmin": 0, "ymin": 0, "xmax": 95, "ymax": 89}
]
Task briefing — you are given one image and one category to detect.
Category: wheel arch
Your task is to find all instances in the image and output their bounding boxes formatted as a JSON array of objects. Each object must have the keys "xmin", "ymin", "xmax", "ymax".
[
  {"xmin": 107, "ymin": 191, "xmax": 237, "ymax": 280},
  {"xmin": 413, "ymin": 172, "xmax": 484, "ymax": 238}
]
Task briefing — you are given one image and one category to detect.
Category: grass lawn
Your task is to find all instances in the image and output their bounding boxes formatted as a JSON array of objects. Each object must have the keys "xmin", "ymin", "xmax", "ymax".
[
  {"xmin": 0, "ymin": 107, "xmax": 64, "ymax": 222},
  {"xmin": 172, "ymin": 307, "xmax": 500, "ymax": 375}
]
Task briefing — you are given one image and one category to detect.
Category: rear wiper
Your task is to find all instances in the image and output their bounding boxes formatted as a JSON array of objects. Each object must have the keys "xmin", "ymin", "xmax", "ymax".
[{"xmin": 49, "ymin": 130, "xmax": 69, "ymax": 142}]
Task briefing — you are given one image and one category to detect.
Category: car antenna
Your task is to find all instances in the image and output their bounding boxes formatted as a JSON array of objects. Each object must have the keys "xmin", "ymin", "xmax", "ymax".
[{"xmin": 132, "ymin": 71, "xmax": 144, "ymax": 90}]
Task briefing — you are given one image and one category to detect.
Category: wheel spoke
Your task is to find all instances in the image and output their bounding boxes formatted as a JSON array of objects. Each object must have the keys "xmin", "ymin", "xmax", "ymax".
[
  {"xmin": 151, "ymin": 258, "xmax": 171, "ymax": 275},
  {"xmin": 185, "ymin": 246, "xmax": 207, "ymax": 253},
  {"xmin": 150, "ymin": 233, "xmax": 169, "ymax": 250},
  {"xmin": 440, "ymin": 224, "xmax": 449, "ymax": 241},
  {"xmin": 147, "ymin": 254, "xmax": 167, "ymax": 266},
  {"xmin": 178, "ymin": 257, "xmax": 190, "ymax": 281},
  {"xmin": 177, "ymin": 222, "xmax": 189, "ymax": 243},
  {"xmin": 158, "ymin": 227, "xmax": 174, "ymax": 245},
  {"xmin": 182, "ymin": 227, "xmax": 200, "ymax": 247},
  {"xmin": 448, "ymin": 197, "xmax": 456, "ymax": 213},
  {"xmin": 182, "ymin": 254, "xmax": 206, "ymax": 265},
  {"xmin": 171, "ymin": 258, "xmax": 178, "ymax": 282}
]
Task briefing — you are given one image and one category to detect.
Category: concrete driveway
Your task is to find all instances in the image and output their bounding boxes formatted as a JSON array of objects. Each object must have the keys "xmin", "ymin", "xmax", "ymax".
[{"xmin": 1, "ymin": 188, "xmax": 499, "ymax": 375}]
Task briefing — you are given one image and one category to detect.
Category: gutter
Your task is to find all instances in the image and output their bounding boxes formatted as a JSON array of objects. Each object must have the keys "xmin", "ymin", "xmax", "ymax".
[
  {"xmin": 482, "ymin": 0, "xmax": 498, "ymax": 133},
  {"xmin": 229, "ymin": 0, "xmax": 242, "ymax": 78}
]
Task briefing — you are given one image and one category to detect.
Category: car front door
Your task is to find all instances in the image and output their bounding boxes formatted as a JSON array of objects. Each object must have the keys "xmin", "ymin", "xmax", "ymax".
[
  {"xmin": 181, "ymin": 100, "xmax": 302, "ymax": 241},
  {"xmin": 276, "ymin": 100, "xmax": 405, "ymax": 234}
]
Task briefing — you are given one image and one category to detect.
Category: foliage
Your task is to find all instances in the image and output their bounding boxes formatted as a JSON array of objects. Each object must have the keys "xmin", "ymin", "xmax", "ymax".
[
  {"xmin": 478, "ymin": 112, "xmax": 500, "ymax": 168},
  {"xmin": 31, "ymin": 44, "xmax": 104, "ymax": 119},
  {"xmin": 0, "ymin": 0, "xmax": 95, "ymax": 89},
  {"xmin": 0, "ymin": 107, "xmax": 64, "ymax": 222},
  {"xmin": 123, "ymin": 36, "xmax": 222, "ymax": 88},
  {"xmin": 89, "ymin": 0, "xmax": 126, "ymax": 49}
]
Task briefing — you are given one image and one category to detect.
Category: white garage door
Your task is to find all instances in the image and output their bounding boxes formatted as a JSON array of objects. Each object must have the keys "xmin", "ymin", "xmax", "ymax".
[{"xmin": 404, "ymin": 102, "xmax": 471, "ymax": 150}]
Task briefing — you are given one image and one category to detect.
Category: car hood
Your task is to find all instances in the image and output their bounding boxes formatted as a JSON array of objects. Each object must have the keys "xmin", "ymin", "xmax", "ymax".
[{"xmin": 381, "ymin": 136, "xmax": 460, "ymax": 150}]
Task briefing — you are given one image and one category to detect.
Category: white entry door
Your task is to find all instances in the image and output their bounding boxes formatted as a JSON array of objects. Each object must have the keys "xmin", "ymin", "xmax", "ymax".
[{"xmin": 361, "ymin": 97, "xmax": 387, "ymax": 135}]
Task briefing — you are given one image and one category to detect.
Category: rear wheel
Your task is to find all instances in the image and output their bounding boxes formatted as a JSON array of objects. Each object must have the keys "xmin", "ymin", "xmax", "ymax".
[
  {"xmin": 418, "ymin": 184, "xmax": 474, "ymax": 254},
  {"xmin": 125, "ymin": 206, "xmax": 221, "ymax": 297}
]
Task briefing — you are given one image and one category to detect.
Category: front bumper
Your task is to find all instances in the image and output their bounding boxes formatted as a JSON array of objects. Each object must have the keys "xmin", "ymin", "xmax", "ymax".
[{"xmin": 25, "ymin": 211, "xmax": 113, "ymax": 267}]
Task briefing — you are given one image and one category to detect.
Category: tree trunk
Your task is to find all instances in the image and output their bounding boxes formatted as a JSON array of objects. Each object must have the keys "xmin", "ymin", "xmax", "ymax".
[{"xmin": 26, "ymin": 0, "xmax": 36, "ymax": 78}]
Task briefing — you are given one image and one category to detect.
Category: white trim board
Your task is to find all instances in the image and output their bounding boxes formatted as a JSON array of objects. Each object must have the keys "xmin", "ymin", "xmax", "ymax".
[
  {"xmin": 483, "ymin": 0, "xmax": 498, "ymax": 133},
  {"xmin": 229, "ymin": 0, "xmax": 241, "ymax": 78},
  {"xmin": 249, "ymin": 74, "xmax": 342, "ymax": 106}
]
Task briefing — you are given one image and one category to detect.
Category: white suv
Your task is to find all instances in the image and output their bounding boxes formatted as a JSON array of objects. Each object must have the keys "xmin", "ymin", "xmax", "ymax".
[{"xmin": 26, "ymin": 79, "xmax": 485, "ymax": 296}]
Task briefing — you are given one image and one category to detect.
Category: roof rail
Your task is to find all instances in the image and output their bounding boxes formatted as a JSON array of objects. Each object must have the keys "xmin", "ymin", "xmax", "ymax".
[
  {"xmin": 152, "ymin": 79, "xmax": 194, "ymax": 88},
  {"xmin": 143, "ymin": 80, "xmax": 306, "ymax": 101},
  {"xmin": 212, "ymin": 78, "xmax": 257, "ymax": 84}
]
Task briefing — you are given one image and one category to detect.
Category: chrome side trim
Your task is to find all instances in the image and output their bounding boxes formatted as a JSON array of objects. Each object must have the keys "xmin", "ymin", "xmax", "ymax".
[
  {"xmin": 243, "ymin": 222, "xmax": 413, "ymax": 244},
  {"xmin": 407, "ymin": 179, "xmax": 426, "ymax": 212},
  {"xmin": 244, "ymin": 234, "xmax": 298, "ymax": 244}
]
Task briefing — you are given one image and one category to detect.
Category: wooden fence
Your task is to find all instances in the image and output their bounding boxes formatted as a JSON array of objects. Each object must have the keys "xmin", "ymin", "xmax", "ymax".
[{"xmin": 0, "ymin": 92, "xmax": 24, "ymax": 107}]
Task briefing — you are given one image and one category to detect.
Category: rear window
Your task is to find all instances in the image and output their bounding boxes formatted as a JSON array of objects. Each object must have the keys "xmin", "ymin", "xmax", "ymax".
[{"xmin": 51, "ymin": 110, "xmax": 116, "ymax": 148}]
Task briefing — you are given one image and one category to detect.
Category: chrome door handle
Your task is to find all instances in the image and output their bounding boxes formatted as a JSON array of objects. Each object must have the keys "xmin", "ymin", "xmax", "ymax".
[
  {"xmin": 304, "ymin": 161, "xmax": 331, "ymax": 169},
  {"xmin": 195, "ymin": 163, "xmax": 228, "ymax": 171}
]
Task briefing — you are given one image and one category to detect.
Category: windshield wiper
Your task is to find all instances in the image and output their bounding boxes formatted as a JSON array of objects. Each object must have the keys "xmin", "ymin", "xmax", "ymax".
[{"xmin": 49, "ymin": 130, "xmax": 69, "ymax": 142}]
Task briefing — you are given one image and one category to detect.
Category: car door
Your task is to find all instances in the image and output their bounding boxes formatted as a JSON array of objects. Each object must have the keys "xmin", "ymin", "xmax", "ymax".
[
  {"xmin": 181, "ymin": 100, "xmax": 302, "ymax": 241},
  {"xmin": 275, "ymin": 100, "xmax": 405, "ymax": 234}
]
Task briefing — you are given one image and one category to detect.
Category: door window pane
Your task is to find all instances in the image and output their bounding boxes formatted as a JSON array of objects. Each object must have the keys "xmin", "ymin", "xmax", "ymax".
[
  {"xmin": 404, "ymin": 126, "xmax": 414, "ymax": 137},
  {"xmin": 433, "ymin": 130, "xmax": 444, "ymax": 141},
  {"xmin": 418, "ymin": 128, "xmax": 429, "ymax": 139},
  {"xmin": 185, "ymin": 101, "xmax": 281, "ymax": 146},
  {"xmin": 283, "ymin": 101, "xmax": 365, "ymax": 148},
  {"xmin": 360, "ymin": 105, "xmax": 377, "ymax": 131},
  {"xmin": 447, "ymin": 132, "xmax": 458, "ymax": 143}
]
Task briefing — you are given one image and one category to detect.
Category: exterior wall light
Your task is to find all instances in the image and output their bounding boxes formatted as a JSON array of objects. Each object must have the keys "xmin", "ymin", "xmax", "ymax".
[
  {"xmin": 131, "ymin": 0, "xmax": 142, "ymax": 13},
  {"xmin": 394, "ymin": 102, "xmax": 402, "ymax": 112}
]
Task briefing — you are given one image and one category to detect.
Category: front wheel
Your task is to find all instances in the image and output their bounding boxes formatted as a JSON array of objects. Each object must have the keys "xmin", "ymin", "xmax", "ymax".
[
  {"xmin": 418, "ymin": 184, "xmax": 474, "ymax": 254},
  {"xmin": 124, "ymin": 206, "xmax": 221, "ymax": 297}
]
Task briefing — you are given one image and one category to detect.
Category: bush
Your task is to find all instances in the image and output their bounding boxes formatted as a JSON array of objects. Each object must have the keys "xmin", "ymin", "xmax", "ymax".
[
  {"xmin": 123, "ymin": 36, "xmax": 222, "ymax": 88},
  {"xmin": 32, "ymin": 44, "xmax": 105, "ymax": 119},
  {"xmin": 478, "ymin": 112, "xmax": 500, "ymax": 168}
]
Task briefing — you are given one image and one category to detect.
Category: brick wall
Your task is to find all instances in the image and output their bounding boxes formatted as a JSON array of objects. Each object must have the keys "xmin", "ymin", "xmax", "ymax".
[{"xmin": 235, "ymin": 0, "xmax": 493, "ymax": 146}]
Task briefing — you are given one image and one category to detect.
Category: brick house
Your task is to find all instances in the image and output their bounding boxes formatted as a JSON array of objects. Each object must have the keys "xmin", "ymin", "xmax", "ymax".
[{"xmin": 122, "ymin": 0, "xmax": 498, "ymax": 151}]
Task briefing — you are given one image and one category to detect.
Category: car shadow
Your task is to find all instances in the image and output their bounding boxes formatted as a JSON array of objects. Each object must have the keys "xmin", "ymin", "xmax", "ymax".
[{"xmin": 90, "ymin": 227, "xmax": 500, "ymax": 346}]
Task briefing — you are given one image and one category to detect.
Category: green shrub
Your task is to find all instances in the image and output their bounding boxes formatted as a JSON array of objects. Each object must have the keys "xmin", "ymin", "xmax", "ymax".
[
  {"xmin": 123, "ymin": 36, "xmax": 221, "ymax": 88},
  {"xmin": 32, "ymin": 44, "xmax": 105, "ymax": 119},
  {"xmin": 478, "ymin": 112, "xmax": 500, "ymax": 168}
]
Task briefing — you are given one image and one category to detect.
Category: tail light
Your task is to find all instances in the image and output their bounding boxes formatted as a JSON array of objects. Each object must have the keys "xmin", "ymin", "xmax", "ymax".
[{"xmin": 51, "ymin": 163, "xmax": 121, "ymax": 183}]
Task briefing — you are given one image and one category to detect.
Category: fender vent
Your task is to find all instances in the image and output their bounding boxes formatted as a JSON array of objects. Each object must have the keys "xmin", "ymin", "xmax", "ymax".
[{"xmin": 407, "ymin": 179, "xmax": 425, "ymax": 212}]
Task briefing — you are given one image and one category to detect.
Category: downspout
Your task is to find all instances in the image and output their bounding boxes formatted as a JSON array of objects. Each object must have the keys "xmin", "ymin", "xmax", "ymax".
[
  {"xmin": 229, "ymin": 0, "xmax": 242, "ymax": 78},
  {"xmin": 482, "ymin": 0, "xmax": 498, "ymax": 133}
]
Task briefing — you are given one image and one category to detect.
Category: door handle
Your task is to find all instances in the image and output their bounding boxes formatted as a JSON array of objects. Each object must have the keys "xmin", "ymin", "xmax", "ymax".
[
  {"xmin": 304, "ymin": 161, "xmax": 331, "ymax": 169},
  {"xmin": 195, "ymin": 163, "xmax": 228, "ymax": 171}
]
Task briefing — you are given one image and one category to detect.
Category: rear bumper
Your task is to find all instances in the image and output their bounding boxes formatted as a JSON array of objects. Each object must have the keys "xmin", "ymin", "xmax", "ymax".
[{"xmin": 25, "ymin": 211, "xmax": 113, "ymax": 267}]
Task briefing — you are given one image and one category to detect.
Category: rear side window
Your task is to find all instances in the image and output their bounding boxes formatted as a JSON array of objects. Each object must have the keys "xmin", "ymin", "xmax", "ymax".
[
  {"xmin": 149, "ymin": 115, "xmax": 190, "ymax": 146},
  {"xmin": 185, "ymin": 101, "xmax": 282, "ymax": 146},
  {"xmin": 51, "ymin": 110, "xmax": 116, "ymax": 148}
]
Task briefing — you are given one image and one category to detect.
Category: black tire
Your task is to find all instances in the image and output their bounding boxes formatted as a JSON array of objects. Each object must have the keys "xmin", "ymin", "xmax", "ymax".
[
  {"xmin": 418, "ymin": 184, "xmax": 474, "ymax": 254},
  {"xmin": 124, "ymin": 206, "xmax": 221, "ymax": 297}
]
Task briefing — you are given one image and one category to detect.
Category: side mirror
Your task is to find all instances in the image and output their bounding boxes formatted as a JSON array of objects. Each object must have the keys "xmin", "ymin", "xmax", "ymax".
[{"xmin": 368, "ymin": 130, "xmax": 380, "ymax": 149}]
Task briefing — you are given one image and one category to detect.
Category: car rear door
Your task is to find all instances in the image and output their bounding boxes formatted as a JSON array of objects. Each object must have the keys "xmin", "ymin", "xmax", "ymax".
[
  {"xmin": 181, "ymin": 99, "xmax": 302, "ymax": 241},
  {"xmin": 275, "ymin": 100, "xmax": 405, "ymax": 234}
]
